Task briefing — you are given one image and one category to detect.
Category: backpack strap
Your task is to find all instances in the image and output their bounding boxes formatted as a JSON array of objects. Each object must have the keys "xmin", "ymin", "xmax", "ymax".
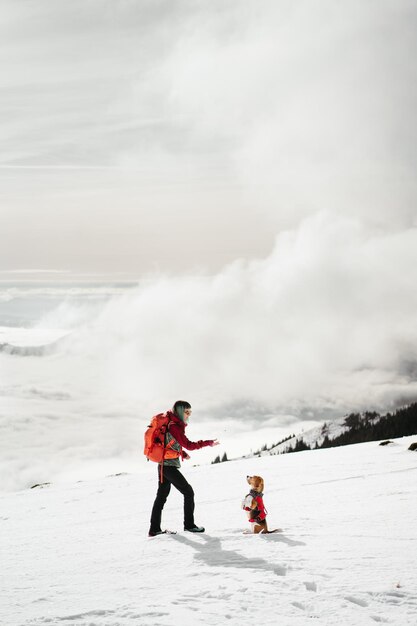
[
  {"xmin": 159, "ymin": 420, "xmax": 176, "ymax": 483},
  {"xmin": 159, "ymin": 420, "xmax": 169, "ymax": 483}
]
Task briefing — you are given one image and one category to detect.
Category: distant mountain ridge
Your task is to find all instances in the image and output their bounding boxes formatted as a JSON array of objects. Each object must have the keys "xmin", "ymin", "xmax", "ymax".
[{"xmin": 241, "ymin": 402, "xmax": 417, "ymax": 460}]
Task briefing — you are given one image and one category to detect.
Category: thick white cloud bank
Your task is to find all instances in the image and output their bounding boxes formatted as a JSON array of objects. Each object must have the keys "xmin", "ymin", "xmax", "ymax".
[
  {"xmin": 1, "ymin": 213, "xmax": 417, "ymax": 491},
  {"xmin": 79, "ymin": 212, "xmax": 417, "ymax": 411}
]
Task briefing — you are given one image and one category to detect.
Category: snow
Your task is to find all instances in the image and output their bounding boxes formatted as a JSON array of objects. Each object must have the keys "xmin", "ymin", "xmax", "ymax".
[
  {"xmin": 2, "ymin": 436, "xmax": 417, "ymax": 625},
  {"xmin": 0, "ymin": 327, "xmax": 69, "ymax": 347}
]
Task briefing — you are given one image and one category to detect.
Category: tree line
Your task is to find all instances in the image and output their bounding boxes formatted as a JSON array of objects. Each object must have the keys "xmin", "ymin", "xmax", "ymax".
[{"xmin": 285, "ymin": 402, "xmax": 417, "ymax": 453}]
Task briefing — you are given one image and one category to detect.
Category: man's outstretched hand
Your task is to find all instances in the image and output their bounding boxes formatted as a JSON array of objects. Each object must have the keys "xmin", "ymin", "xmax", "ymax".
[{"xmin": 209, "ymin": 439, "xmax": 220, "ymax": 447}]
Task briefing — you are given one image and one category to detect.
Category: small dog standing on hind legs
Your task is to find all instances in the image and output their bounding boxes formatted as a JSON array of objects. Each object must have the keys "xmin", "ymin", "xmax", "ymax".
[{"xmin": 242, "ymin": 475, "xmax": 282, "ymax": 534}]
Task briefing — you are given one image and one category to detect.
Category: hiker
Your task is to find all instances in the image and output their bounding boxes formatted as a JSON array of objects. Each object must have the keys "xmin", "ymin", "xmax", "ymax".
[{"xmin": 148, "ymin": 400, "xmax": 219, "ymax": 536}]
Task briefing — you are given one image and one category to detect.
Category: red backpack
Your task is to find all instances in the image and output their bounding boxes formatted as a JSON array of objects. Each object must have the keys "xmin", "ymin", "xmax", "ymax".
[{"xmin": 144, "ymin": 413, "xmax": 181, "ymax": 463}]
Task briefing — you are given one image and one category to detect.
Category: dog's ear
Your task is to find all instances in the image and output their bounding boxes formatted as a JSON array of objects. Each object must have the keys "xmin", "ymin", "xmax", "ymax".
[{"xmin": 253, "ymin": 476, "xmax": 264, "ymax": 492}]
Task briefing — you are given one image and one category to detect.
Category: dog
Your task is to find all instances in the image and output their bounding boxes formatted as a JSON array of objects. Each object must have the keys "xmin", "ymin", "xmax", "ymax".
[{"xmin": 242, "ymin": 475, "xmax": 281, "ymax": 534}]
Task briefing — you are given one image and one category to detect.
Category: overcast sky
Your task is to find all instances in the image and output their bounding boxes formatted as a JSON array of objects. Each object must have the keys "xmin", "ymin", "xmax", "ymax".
[{"xmin": 1, "ymin": 0, "xmax": 416, "ymax": 280}]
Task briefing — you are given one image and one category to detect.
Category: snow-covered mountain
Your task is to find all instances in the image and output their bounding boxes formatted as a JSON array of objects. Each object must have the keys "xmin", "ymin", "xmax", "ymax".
[
  {"xmin": 247, "ymin": 415, "xmax": 349, "ymax": 457},
  {"xmin": 2, "ymin": 435, "xmax": 417, "ymax": 626},
  {"xmin": 238, "ymin": 404, "xmax": 417, "ymax": 460}
]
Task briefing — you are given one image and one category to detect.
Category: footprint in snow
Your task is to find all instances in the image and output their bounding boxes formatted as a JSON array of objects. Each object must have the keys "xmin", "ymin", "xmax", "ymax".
[{"xmin": 345, "ymin": 595, "xmax": 369, "ymax": 607}]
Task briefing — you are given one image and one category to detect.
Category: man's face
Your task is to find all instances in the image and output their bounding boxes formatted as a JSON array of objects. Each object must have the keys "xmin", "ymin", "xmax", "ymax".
[{"xmin": 184, "ymin": 408, "xmax": 192, "ymax": 423}]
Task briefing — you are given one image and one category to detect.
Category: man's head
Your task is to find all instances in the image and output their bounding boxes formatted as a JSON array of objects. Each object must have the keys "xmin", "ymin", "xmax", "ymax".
[{"xmin": 173, "ymin": 400, "xmax": 192, "ymax": 423}]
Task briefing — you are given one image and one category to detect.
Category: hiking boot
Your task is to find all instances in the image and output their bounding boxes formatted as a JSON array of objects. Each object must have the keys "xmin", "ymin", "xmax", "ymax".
[
  {"xmin": 148, "ymin": 530, "xmax": 165, "ymax": 537},
  {"xmin": 184, "ymin": 525, "xmax": 205, "ymax": 533}
]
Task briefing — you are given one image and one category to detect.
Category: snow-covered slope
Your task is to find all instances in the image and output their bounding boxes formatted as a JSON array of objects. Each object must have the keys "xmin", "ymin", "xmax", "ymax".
[
  {"xmin": 243, "ymin": 410, "xmax": 397, "ymax": 458},
  {"xmin": 2, "ymin": 436, "xmax": 417, "ymax": 626},
  {"xmin": 246, "ymin": 416, "xmax": 349, "ymax": 457}
]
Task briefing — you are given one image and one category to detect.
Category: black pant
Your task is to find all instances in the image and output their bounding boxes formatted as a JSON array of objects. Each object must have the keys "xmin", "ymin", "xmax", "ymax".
[{"xmin": 149, "ymin": 465, "xmax": 195, "ymax": 532}]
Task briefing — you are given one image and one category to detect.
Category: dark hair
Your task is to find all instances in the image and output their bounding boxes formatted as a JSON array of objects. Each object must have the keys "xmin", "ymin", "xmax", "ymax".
[{"xmin": 173, "ymin": 400, "xmax": 191, "ymax": 414}]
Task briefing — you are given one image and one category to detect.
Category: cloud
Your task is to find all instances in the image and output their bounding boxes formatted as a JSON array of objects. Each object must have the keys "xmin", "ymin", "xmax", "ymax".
[
  {"xmin": 9, "ymin": 211, "xmax": 417, "ymax": 413},
  {"xmin": 1, "ymin": 212, "xmax": 417, "ymax": 490},
  {"xmin": 162, "ymin": 0, "xmax": 417, "ymax": 228},
  {"xmin": 0, "ymin": 1, "xmax": 416, "ymax": 276},
  {"xmin": 81, "ymin": 212, "xmax": 417, "ymax": 411}
]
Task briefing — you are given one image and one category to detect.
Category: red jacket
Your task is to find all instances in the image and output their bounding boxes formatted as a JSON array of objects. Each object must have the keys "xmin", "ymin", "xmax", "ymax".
[
  {"xmin": 166, "ymin": 411, "xmax": 214, "ymax": 453},
  {"xmin": 248, "ymin": 492, "xmax": 267, "ymax": 523}
]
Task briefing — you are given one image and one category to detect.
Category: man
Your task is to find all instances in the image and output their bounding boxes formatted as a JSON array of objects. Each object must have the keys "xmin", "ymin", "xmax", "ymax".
[{"xmin": 148, "ymin": 400, "xmax": 219, "ymax": 536}]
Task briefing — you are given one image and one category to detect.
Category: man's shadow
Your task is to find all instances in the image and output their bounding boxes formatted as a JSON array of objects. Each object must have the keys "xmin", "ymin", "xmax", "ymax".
[{"xmin": 171, "ymin": 533, "xmax": 289, "ymax": 577}]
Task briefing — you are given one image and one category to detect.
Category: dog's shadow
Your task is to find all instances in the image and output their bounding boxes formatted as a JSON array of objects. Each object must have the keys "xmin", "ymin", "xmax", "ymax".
[
  {"xmin": 171, "ymin": 533, "xmax": 288, "ymax": 577},
  {"xmin": 259, "ymin": 532, "xmax": 305, "ymax": 547}
]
